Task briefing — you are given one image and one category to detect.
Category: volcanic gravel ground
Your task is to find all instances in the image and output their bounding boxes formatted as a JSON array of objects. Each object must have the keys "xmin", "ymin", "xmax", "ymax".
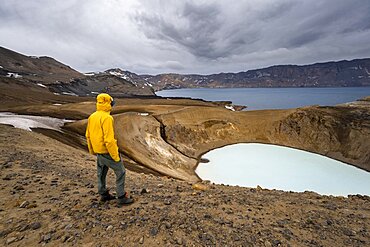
[{"xmin": 0, "ymin": 124, "xmax": 369, "ymax": 246}]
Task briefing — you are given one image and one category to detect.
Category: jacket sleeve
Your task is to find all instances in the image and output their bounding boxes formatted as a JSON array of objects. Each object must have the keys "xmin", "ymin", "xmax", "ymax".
[
  {"xmin": 85, "ymin": 118, "xmax": 95, "ymax": 155},
  {"xmin": 102, "ymin": 116, "xmax": 120, "ymax": 162}
]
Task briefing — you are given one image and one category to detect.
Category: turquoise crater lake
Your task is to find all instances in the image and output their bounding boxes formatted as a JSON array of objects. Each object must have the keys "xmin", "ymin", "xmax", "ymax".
[{"xmin": 196, "ymin": 143, "xmax": 370, "ymax": 196}]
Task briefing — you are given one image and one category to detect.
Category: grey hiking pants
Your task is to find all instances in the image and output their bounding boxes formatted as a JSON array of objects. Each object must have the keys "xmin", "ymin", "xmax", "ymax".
[{"xmin": 97, "ymin": 154, "xmax": 126, "ymax": 198}]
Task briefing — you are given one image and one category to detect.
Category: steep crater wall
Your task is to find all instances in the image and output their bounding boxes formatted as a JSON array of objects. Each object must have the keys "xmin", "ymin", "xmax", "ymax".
[{"xmin": 66, "ymin": 102, "xmax": 369, "ymax": 181}]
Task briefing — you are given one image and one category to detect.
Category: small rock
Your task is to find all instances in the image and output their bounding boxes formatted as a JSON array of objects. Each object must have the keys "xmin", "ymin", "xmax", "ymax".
[
  {"xmin": 27, "ymin": 203, "xmax": 37, "ymax": 209},
  {"xmin": 281, "ymin": 229, "xmax": 293, "ymax": 240},
  {"xmin": 14, "ymin": 185, "xmax": 24, "ymax": 191},
  {"xmin": 19, "ymin": 201, "xmax": 30, "ymax": 208},
  {"xmin": 18, "ymin": 224, "xmax": 29, "ymax": 232},
  {"xmin": 66, "ymin": 236, "xmax": 74, "ymax": 242},
  {"xmin": 139, "ymin": 236, "xmax": 144, "ymax": 244},
  {"xmin": 164, "ymin": 200, "xmax": 172, "ymax": 205},
  {"xmin": 192, "ymin": 183, "xmax": 208, "ymax": 191},
  {"xmin": 7, "ymin": 237, "xmax": 17, "ymax": 244},
  {"xmin": 30, "ymin": 222, "xmax": 42, "ymax": 230},
  {"xmin": 2, "ymin": 175, "xmax": 12, "ymax": 180},
  {"xmin": 64, "ymin": 224, "xmax": 73, "ymax": 230},
  {"xmin": 204, "ymin": 214, "xmax": 212, "ymax": 219},
  {"xmin": 323, "ymin": 203, "xmax": 337, "ymax": 210},
  {"xmin": 42, "ymin": 233, "xmax": 52, "ymax": 242},
  {"xmin": 343, "ymin": 228, "xmax": 356, "ymax": 236},
  {"xmin": 86, "ymin": 183, "xmax": 94, "ymax": 188},
  {"xmin": 326, "ymin": 219, "xmax": 333, "ymax": 226},
  {"xmin": 264, "ymin": 240, "xmax": 272, "ymax": 247},
  {"xmin": 106, "ymin": 225, "xmax": 113, "ymax": 231},
  {"xmin": 61, "ymin": 236, "xmax": 69, "ymax": 243},
  {"xmin": 164, "ymin": 222, "xmax": 172, "ymax": 229},
  {"xmin": 150, "ymin": 227, "xmax": 158, "ymax": 236},
  {"xmin": 140, "ymin": 188, "xmax": 150, "ymax": 194},
  {"xmin": 157, "ymin": 184, "xmax": 164, "ymax": 188},
  {"xmin": 272, "ymin": 240, "xmax": 282, "ymax": 246},
  {"xmin": 0, "ymin": 229, "xmax": 10, "ymax": 238},
  {"xmin": 256, "ymin": 185, "xmax": 263, "ymax": 191},
  {"xmin": 176, "ymin": 237, "xmax": 183, "ymax": 245}
]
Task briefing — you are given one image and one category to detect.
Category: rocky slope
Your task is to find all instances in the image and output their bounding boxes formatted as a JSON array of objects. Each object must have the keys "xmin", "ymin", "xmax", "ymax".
[
  {"xmin": 0, "ymin": 46, "xmax": 155, "ymax": 97},
  {"xmin": 0, "ymin": 124, "xmax": 369, "ymax": 246},
  {"xmin": 0, "ymin": 46, "xmax": 83, "ymax": 84},
  {"xmin": 49, "ymin": 72, "xmax": 154, "ymax": 97}
]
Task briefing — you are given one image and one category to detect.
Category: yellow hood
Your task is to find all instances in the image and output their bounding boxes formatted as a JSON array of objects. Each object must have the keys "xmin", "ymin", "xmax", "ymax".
[{"xmin": 96, "ymin": 93, "xmax": 113, "ymax": 112}]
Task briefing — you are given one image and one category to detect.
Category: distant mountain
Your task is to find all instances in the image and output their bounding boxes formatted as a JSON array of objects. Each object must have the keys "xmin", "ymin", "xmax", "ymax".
[
  {"xmin": 0, "ymin": 46, "xmax": 155, "ymax": 97},
  {"xmin": 120, "ymin": 58, "xmax": 370, "ymax": 91},
  {"xmin": 2, "ymin": 46, "xmax": 370, "ymax": 98},
  {"xmin": 50, "ymin": 69, "xmax": 154, "ymax": 97}
]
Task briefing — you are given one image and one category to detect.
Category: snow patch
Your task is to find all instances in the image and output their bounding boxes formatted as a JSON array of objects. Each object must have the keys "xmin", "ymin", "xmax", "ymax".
[
  {"xmin": 6, "ymin": 73, "xmax": 22, "ymax": 78},
  {"xmin": 84, "ymin": 73, "xmax": 95, "ymax": 76},
  {"xmin": 91, "ymin": 91, "xmax": 99, "ymax": 94},
  {"xmin": 53, "ymin": 92, "xmax": 60, "ymax": 95},
  {"xmin": 145, "ymin": 134, "xmax": 172, "ymax": 157},
  {"xmin": 225, "ymin": 105, "xmax": 235, "ymax": 111},
  {"xmin": 53, "ymin": 103, "xmax": 62, "ymax": 106},
  {"xmin": 0, "ymin": 112, "xmax": 73, "ymax": 132},
  {"xmin": 37, "ymin": 83, "xmax": 47, "ymax": 88},
  {"xmin": 138, "ymin": 113, "xmax": 149, "ymax": 116},
  {"xmin": 0, "ymin": 65, "xmax": 3, "ymax": 69},
  {"xmin": 62, "ymin": 92, "xmax": 78, "ymax": 96},
  {"xmin": 109, "ymin": 71, "xmax": 124, "ymax": 77}
]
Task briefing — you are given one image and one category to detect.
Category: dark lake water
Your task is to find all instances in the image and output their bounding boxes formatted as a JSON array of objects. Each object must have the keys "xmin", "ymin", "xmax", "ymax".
[{"xmin": 156, "ymin": 87, "xmax": 370, "ymax": 110}]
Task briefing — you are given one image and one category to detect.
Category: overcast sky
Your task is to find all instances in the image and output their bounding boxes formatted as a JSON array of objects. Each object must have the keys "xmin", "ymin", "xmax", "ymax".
[{"xmin": 1, "ymin": 0, "xmax": 370, "ymax": 75}]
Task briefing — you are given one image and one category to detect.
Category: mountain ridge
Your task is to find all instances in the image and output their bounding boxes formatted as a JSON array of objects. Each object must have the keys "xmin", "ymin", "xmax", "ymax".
[
  {"xmin": 0, "ymin": 46, "xmax": 155, "ymax": 98},
  {"xmin": 1, "ymin": 46, "xmax": 370, "ymax": 97},
  {"xmin": 135, "ymin": 58, "xmax": 370, "ymax": 91}
]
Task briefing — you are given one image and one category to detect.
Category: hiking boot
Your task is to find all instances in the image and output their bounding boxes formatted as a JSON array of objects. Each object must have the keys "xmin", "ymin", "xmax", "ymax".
[
  {"xmin": 117, "ymin": 192, "xmax": 134, "ymax": 206},
  {"xmin": 100, "ymin": 191, "xmax": 116, "ymax": 202}
]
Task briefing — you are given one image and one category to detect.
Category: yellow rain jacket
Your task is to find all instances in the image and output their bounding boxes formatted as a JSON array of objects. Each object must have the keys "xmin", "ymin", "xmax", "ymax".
[{"xmin": 85, "ymin": 93, "xmax": 120, "ymax": 162}]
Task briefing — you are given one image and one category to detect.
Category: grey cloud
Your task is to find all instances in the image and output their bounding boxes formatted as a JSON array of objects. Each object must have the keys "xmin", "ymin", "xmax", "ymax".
[
  {"xmin": 154, "ymin": 61, "xmax": 185, "ymax": 71},
  {"xmin": 135, "ymin": 1, "xmax": 224, "ymax": 59},
  {"xmin": 0, "ymin": 0, "xmax": 370, "ymax": 75},
  {"xmin": 287, "ymin": 31, "xmax": 325, "ymax": 48},
  {"xmin": 257, "ymin": 0, "xmax": 297, "ymax": 21},
  {"xmin": 133, "ymin": 1, "xmax": 306, "ymax": 60}
]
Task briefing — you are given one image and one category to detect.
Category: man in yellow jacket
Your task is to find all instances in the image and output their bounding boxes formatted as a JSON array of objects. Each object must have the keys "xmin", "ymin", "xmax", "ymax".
[{"xmin": 86, "ymin": 93, "xmax": 133, "ymax": 206}]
